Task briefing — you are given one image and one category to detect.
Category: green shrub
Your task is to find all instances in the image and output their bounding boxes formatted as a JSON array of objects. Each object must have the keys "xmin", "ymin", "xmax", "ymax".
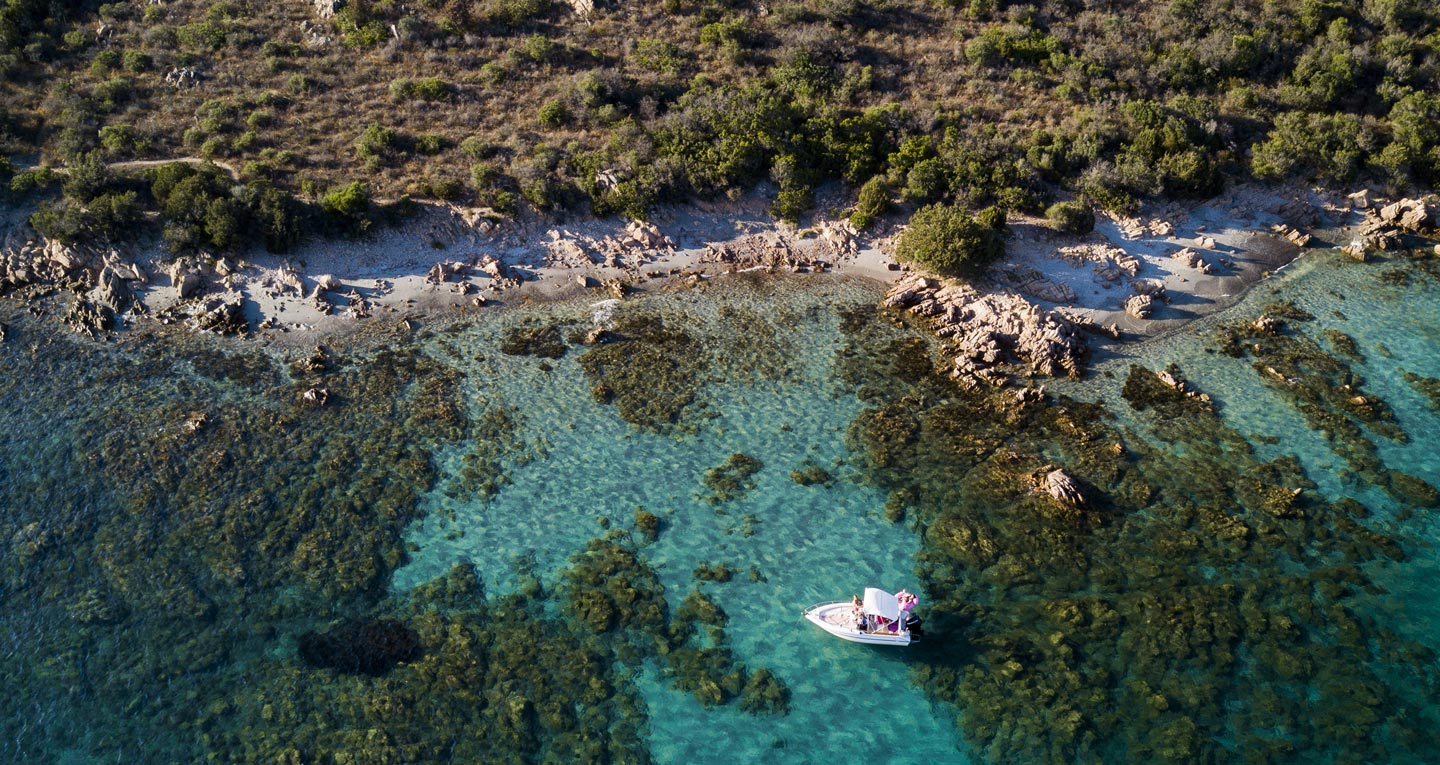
[
  {"xmin": 1045, "ymin": 200, "xmax": 1095, "ymax": 234},
  {"xmin": 62, "ymin": 152, "xmax": 113, "ymax": 201},
  {"xmin": 537, "ymin": 100, "xmax": 568, "ymax": 129},
  {"xmin": 322, "ymin": 181, "xmax": 371, "ymax": 218},
  {"xmin": 634, "ymin": 39, "xmax": 686, "ymax": 74},
  {"xmin": 480, "ymin": 0, "xmax": 553, "ymax": 25},
  {"xmin": 965, "ymin": 26, "xmax": 1060, "ymax": 67},
  {"xmin": 321, "ymin": 180, "xmax": 374, "ymax": 233},
  {"xmin": 430, "ymin": 177, "xmax": 466, "ymax": 201},
  {"xmin": 177, "ymin": 21, "xmax": 228, "ymax": 50},
  {"xmin": 389, "ymin": 77, "xmax": 454, "ymax": 101},
  {"xmin": 414, "ymin": 133, "xmax": 446, "ymax": 155},
  {"xmin": 460, "ymin": 136, "xmax": 494, "ymax": 160},
  {"xmin": 98, "ymin": 124, "xmax": 147, "ymax": 157},
  {"xmin": 30, "ymin": 191, "xmax": 140, "ymax": 243},
  {"xmin": 286, "ymin": 73, "xmax": 312, "ymax": 95},
  {"xmin": 769, "ymin": 185, "xmax": 813, "ymax": 223},
  {"xmin": 90, "ymin": 48, "xmax": 120, "ymax": 75},
  {"xmin": 244, "ymin": 181, "xmax": 305, "ymax": 253},
  {"xmin": 518, "ymin": 34, "xmax": 557, "ymax": 64},
  {"xmin": 895, "ymin": 203, "xmax": 1006, "ymax": 277},
  {"xmin": 850, "ymin": 176, "xmax": 890, "ymax": 230},
  {"xmin": 1250, "ymin": 111, "xmax": 1374, "ymax": 182},
  {"xmin": 9, "ymin": 166, "xmax": 56, "ymax": 195},
  {"xmin": 354, "ymin": 123, "xmax": 402, "ymax": 165}
]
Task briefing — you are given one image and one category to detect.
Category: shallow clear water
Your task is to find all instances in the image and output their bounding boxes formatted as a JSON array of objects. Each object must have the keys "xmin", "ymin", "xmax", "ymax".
[
  {"xmin": 395, "ymin": 282, "xmax": 965, "ymax": 762},
  {"xmin": 2, "ymin": 248, "xmax": 1439, "ymax": 764}
]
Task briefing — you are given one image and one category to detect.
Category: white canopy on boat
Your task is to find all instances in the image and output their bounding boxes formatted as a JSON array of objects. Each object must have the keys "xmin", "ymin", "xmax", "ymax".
[{"xmin": 863, "ymin": 588, "xmax": 901, "ymax": 621}]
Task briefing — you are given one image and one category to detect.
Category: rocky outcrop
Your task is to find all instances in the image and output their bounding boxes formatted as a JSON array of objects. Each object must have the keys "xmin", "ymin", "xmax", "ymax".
[
  {"xmin": 545, "ymin": 222, "xmax": 678, "ymax": 271},
  {"xmin": 1114, "ymin": 217, "xmax": 1175, "ymax": 239},
  {"xmin": 701, "ymin": 223, "xmax": 852, "ymax": 274},
  {"xmin": 91, "ymin": 266, "xmax": 134, "ymax": 313},
  {"xmin": 1001, "ymin": 265, "xmax": 1076, "ymax": 303},
  {"xmin": 1154, "ymin": 367, "xmax": 1213, "ymax": 409},
  {"xmin": 1269, "ymin": 224, "xmax": 1313, "ymax": 247},
  {"xmin": 1053, "ymin": 243, "xmax": 1141, "ymax": 285},
  {"xmin": 884, "ymin": 273, "xmax": 1089, "ymax": 388},
  {"xmin": 1377, "ymin": 198, "xmax": 1432, "ymax": 232},
  {"xmin": 1356, "ymin": 196, "xmax": 1436, "ymax": 252},
  {"xmin": 1124, "ymin": 294, "xmax": 1154, "ymax": 319},
  {"xmin": 163, "ymin": 66, "xmax": 203, "ymax": 90},
  {"xmin": 64, "ymin": 299, "xmax": 113, "ymax": 337},
  {"xmin": 426, "ymin": 260, "xmax": 471, "ymax": 284},
  {"xmin": 190, "ymin": 296, "xmax": 248, "ymax": 336},
  {"xmin": 1169, "ymin": 247, "xmax": 1214, "ymax": 273}
]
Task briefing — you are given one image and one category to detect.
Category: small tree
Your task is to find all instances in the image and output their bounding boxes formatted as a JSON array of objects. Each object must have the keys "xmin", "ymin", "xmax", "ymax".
[{"xmin": 895, "ymin": 203, "xmax": 1006, "ymax": 277}]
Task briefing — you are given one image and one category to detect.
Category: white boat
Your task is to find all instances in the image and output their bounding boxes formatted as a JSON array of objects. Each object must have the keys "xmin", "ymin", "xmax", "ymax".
[{"xmin": 802, "ymin": 587, "xmax": 922, "ymax": 646}]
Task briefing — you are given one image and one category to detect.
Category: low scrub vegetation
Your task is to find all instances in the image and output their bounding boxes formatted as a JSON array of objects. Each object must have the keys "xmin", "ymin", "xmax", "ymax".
[{"xmin": 0, "ymin": 0, "xmax": 1436, "ymax": 241}]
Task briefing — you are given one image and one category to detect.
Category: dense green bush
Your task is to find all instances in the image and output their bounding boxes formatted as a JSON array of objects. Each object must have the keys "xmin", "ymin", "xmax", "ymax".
[
  {"xmin": 354, "ymin": 123, "xmax": 402, "ymax": 167},
  {"xmin": 850, "ymin": 175, "xmax": 890, "ymax": 230},
  {"xmin": 537, "ymin": 100, "xmax": 568, "ymax": 129},
  {"xmin": 1045, "ymin": 200, "xmax": 1095, "ymax": 234},
  {"xmin": 322, "ymin": 180, "xmax": 374, "ymax": 231},
  {"xmin": 29, "ymin": 190, "xmax": 141, "ymax": 243},
  {"xmin": 1251, "ymin": 111, "xmax": 1375, "ymax": 181},
  {"xmin": 389, "ymin": 77, "xmax": 454, "ymax": 101},
  {"xmin": 243, "ymin": 180, "xmax": 305, "ymax": 253},
  {"xmin": 769, "ymin": 184, "xmax": 813, "ymax": 223},
  {"xmin": 895, "ymin": 203, "xmax": 1006, "ymax": 278}
]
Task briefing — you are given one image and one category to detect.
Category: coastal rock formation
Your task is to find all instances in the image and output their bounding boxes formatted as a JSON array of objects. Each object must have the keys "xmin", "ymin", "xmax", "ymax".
[
  {"xmin": 884, "ymin": 273, "xmax": 1089, "ymax": 387},
  {"xmin": 190, "ymin": 296, "xmax": 248, "ymax": 335},
  {"xmin": 64, "ymin": 299, "xmax": 113, "ymax": 336},
  {"xmin": 1114, "ymin": 217, "xmax": 1175, "ymax": 239},
  {"xmin": 701, "ymin": 224, "xmax": 853, "ymax": 273},
  {"xmin": 1124, "ymin": 294, "xmax": 1154, "ymax": 319},
  {"xmin": 1169, "ymin": 247, "xmax": 1214, "ymax": 273},
  {"xmin": 1270, "ymin": 224, "xmax": 1313, "ymax": 247},
  {"xmin": 1377, "ymin": 198, "xmax": 1433, "ymax": 232},
  {"xmin": 1356, "ymin": 196, "xmax": 1437, "ymax": 251},
  {"xmin": 1001, "ymin": 265, "xmax": 1077, "ymax": 303},
  {"xmin": 544, "ymin": 223, "xmax": 677, "ymax": 271},
  {"xmin": 92, "ymin": 266, "xmax": 134, "ymax": 313},
  {"xmin": 1053, "ymin": 243, "xmax": 1141, "ymax": 284},
  {"xmin": 426, "ymin": 260, "xmax": 470, "ymax": 284}
]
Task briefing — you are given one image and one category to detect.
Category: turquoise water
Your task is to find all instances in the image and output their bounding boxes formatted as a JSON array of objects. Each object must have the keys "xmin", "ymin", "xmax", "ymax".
[
  {"xmin": 394, "ymin": 282, "xmax": 965, "ymax": 762},
  {"xmin": 1071, "ymin": 251, "xmax": 1440, "ymax": 650},
  {"xmin": 1, "ymin": 248, "xmax": 1439, "ymax": 764}
]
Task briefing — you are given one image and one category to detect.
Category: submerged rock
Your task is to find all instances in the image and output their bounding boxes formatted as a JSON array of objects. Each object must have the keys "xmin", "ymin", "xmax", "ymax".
[
  {"xmin": 1044, "ymin": 468, "xmax": 1086, "ymax": 508},
  {"xmin": 297, "ymin": 618, "xmax": 421, "ymax": 676}
]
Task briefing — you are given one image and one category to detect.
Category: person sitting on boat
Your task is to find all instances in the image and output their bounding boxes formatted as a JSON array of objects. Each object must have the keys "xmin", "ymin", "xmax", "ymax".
[{"xmin": 847, "ymin": 597, "xmax": 868, "ymax": 632}]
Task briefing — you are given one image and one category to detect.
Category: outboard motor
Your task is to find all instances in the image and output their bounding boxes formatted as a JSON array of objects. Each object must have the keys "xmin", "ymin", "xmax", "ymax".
[{"xmin": 905, "ymin": 614, "xmax": 924, "ymax": 642}]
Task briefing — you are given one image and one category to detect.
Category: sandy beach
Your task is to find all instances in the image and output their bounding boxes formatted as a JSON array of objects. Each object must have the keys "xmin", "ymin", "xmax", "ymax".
[
  {"xmin": 178, "ymin": 182, "xmax": 1346, "ymax": 343},
  {"xmin": 0, "ymin": 181, "xmax": 1406, "ymax": 354}
]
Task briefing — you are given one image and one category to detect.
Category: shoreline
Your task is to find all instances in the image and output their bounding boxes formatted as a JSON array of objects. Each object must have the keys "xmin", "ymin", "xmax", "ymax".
[{"xmin": 1, "ymin": 183, "xmax": 1432, "ymax": 358}]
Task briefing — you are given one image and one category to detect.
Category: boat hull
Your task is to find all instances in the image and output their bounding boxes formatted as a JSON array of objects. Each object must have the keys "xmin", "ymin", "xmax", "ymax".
[{"xmin": 803, "ymin": 601, "xmax": 912, "ymax": 646}]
